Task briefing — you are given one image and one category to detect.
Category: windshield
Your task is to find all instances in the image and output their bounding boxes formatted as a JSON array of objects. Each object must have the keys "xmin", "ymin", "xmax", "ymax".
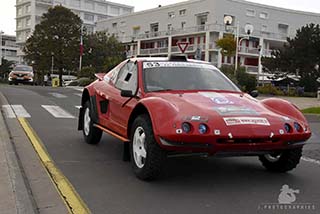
[
  {"xmin": 143, "ymin": 62, "xmax": 240, "ymax": 92},
  {"xmin": 13, "ymin": 66, "xmax": 33, "ymax": 72}
]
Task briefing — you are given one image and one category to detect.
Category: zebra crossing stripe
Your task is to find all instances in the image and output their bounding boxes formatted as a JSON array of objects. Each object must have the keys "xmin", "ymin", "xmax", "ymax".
[
  {"xmin": 74, "ymin": 93, "xmax": 82, "ymax": 97},
  {"xmin": 2, "ymin": 105, "xmax": 16, "ymax": 118},
  {"xmin": 11, "ymin": 105, "xmax": 31, "ymax": 118},
  {"xmin": 75, "ymin": 106, "xmax": 81, "ymax": 109},
  {"xmin": 49, "ymin": 93, "xmax": 67, "ymax": 98},
  {"xmin": 41, "ymin": 105, "xmax": 75, "ymax": 119}
]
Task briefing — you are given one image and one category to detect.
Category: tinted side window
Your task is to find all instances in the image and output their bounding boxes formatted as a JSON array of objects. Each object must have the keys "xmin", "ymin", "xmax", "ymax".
[{"xmin": 115, "ymin": 62, "xmax": 138, "ymax": 92}]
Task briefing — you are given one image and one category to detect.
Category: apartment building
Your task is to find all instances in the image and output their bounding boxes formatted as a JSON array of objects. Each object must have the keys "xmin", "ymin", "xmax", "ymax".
[
  {"xmin": 96, "ymin": 0, "xmax": 320, "ymax": 78},
  {"xmin": 0, "ymin": 34, "xmax": 19, "ymax": 64},
  {"xmin": 16, "ymin": 0, "xmax": 134, "ymax": 62}
]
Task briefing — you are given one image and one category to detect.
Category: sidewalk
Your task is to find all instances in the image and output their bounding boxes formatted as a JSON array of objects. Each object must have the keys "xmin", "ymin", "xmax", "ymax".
[
  {"xmin": 0, "ymin": 92, "xmax": 69, "ymax": 214},
  {"xmin": 0, "ymin": 107, "xmax": 36, "ymax": 214},
  {"xmin": 259, "ymin": 95, "xmax": 320, "ymax": 110}
]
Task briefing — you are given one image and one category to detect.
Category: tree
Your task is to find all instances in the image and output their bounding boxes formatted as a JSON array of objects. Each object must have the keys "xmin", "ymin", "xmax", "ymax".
[
  {"xmin": 215, "ymin": 34, "xmax": 236, "ymax": 57},
  {"xmin": 262, "ymin": 23, "xmax": 320, "ymax": 92},
  {"xmin": 0, "ymin": 58, "xmax": 14, "ymax": 79},
  {"xmin": 82, "ymin": 32, "xmax": 125, "ymax": 73},
  {"xmin": 24, "ymin": 6, "xmax": 82, "ymax": 86}
]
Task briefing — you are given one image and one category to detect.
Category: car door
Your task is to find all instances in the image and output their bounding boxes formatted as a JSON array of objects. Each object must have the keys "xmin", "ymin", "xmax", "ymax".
[
  {"xmin": 95, "ymin": 61, "xmax": 138, "ymax": 136},
  {"xmin": 110, "ymin": 61, "xmax": 139, "ymax": 132}
]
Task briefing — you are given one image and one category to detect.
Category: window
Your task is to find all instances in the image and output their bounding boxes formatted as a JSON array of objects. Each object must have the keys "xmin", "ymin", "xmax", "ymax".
[
  {"xmin": 261, "ymin": 25, "xmax": 268, "ymax": 32},
  {"xmin": 84, "ymin": 0, "xmax": 94, "ymax": 10},
  {"xmin": 168, "ymin": 12, "xmax": 175, "ymax": 18},
  {"xmin": 112, "ymin": 22, "xmax": 117, "ymax": 28},
  {"xmin": 120, "ymin": 21, "xmax": 126, "ymax": 27},
  {"xmin": 167, "ymin": 24, "xmax": 173, "ymax": 31},
  {"xmin": 26, "ymin": 5, "xmax": 31, "ymax": 13},
  {"xmin": 115, "ymin": 62, "xmax": 138, "ymax": 92},
  {"xmin": 179, "ymin": 9, "xmax": 186, "ymax": 16},
  {"xmin": 133, "ymin": 26, "xmax": 140, "ymax": 36},
  {"xmin": 110, "ymin": 6, "xmax": 120, "ymax": 15},
  {"xmin": 84, "ymin": 13, "xmax": 94, "ymax": 21},
  {"xmin": 70, "ymin": 0, "xmax": 80, "ymax": 7},
  {"xmin": 17, "ymin": 7, "xmax": 22, "ymax": 16},
  {"xmin": 278, "ymin": 23, "xmax": 289, "ymax": 34},
  {"xmin": 85, "ymin": 25, "xmax": 94, "ymax": 33},
  {"xmin": 181, "ymin": 21, "xmax": 186, "ymax": 29},
  {"xmin": 17, "ymin": 20, "xmax": 22, "ymax": 29},
  {"xmin": 246, "ymin": 9, "xmax": 255, "ymax": 17},
  {"xmin": 260, "ymin": 12, "xmax": 268, "ymax": 19},
  {"xmin": 26, "ymin": 18, "xmax": 31, "ymax": 27}
]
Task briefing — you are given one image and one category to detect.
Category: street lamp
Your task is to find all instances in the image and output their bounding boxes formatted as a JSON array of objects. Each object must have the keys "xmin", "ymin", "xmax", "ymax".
[{"xmin": 0, "ymin": 31, "xmax": 4, "ymax": 66}]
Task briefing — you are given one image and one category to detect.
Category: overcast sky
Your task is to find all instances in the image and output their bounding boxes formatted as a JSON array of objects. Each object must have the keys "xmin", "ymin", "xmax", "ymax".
[{"xmin": 1, "ymin": 0, "xmax": 320, "ymax": 36}]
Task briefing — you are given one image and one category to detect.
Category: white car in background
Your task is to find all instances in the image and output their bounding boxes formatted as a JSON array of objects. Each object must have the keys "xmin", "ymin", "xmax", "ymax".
[{"xmin": 8, "ymin": 65, "xmax": 34, "ymax": 85}]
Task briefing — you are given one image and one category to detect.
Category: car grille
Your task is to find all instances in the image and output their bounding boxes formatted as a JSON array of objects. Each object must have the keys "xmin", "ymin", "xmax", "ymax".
[{"xmin": 217, "ymin": 138, "xmax": 279, "ymax": 144}]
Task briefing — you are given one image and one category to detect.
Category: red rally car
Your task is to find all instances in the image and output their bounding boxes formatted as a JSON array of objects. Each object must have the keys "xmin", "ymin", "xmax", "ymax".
[{"xmin": 78, "ymin": 55, "xmax": 311, "ymax": 180}]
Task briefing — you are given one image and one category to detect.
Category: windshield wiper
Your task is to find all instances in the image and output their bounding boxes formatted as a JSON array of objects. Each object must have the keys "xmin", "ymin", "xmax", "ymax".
[{"xmin": 151, "ymin": 89, "xmax": 174, "ymax": 92}]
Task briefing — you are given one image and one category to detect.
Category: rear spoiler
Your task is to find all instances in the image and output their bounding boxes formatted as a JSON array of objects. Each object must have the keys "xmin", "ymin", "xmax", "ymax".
[{"xmin": 95, "ymin": 73, "xmax": 105, "ymax": 81}]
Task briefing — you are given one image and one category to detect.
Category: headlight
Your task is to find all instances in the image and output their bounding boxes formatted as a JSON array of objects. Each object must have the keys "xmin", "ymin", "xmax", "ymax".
[
  {"xmin": 284, "ymin": 123, "xmax": 292, "ymax": 133},
  {"xmin": 198, "ymin": 123, "xmax": 208, "ymax": 134},
  {"xmin": 181, "ymin": 122, "xmax": 192, "ymax": 133},
  {"xmin": 294, "ymin": 122, "xmax": 302, "ymax": 132},
  {"xmin": 27, "ymin": 73, "xmax": 34, "ymax": 77}
]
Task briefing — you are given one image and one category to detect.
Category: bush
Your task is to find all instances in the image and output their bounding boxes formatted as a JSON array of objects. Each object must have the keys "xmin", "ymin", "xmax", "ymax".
[
  {"xmin": 220, "ymin": 65, "xmax": 257, "ymax": 92},
  {"xmin": 78, "ymin": 77, "xmax": 94, "ymax": 87},
  {"xmin": 78, "ymin": 66, "xmax": 95, "ymax": 79},
  {"xmin": 257, "ymin": 84, "xmax": 284, "ymax": 96}
]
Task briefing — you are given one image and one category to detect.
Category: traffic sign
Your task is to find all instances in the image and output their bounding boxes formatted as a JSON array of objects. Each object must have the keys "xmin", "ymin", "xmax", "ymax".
[{"xmin": 177, "ymin": 42, "xmax": 189, "ymax": 53}]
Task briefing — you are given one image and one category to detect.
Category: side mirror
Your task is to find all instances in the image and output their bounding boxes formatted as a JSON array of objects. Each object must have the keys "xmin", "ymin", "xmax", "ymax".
[
  {"xmin": 121, "ymin": 90, "xmax": 134, "ymax": 97},
  {"xmin": 250, "ymin": 90, "xmax": 259, "ymax": 98}
]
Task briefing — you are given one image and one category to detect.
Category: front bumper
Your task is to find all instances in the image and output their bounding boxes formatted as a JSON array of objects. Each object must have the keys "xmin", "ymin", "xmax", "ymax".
[
  {"xmin": 9, "ymin": 77, "xmax": 33, "ymax": 83},
  {"xmin": 158, "ymin": 134, "xmax": 310, "ymax": 156}
]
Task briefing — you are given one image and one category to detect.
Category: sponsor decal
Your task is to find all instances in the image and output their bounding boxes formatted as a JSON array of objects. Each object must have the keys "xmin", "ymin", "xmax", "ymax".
[
  {"xmin": 213, "ymin": 106, "xmax": 258, "ymax": 115},
  {"xmin": 185, "ymin": 116, "xmax": 209, "ymax": 122},
  {"xmin": 279, "ymin": 129, "xmax": 285, "ymax": 135},
  {"xmin": 143, "ymin": 62, "xmax": 213, "ymax": 69},
  {"xmin": 212, "ymin": 97, "xmax": 234, "ymax": 105},
  {"xmin": 223, "ymin": 117, "xmax": 270, "ymax": 126}
]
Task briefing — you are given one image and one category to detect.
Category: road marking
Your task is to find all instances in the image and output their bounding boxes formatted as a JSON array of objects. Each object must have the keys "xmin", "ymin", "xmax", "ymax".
[
  {"xmin": 2, "ymin": 105, "xmax": 16, "ymax": 118},
  {"xmin": 41, "ymin": 105, "xmax": 75, "ymax": 119},
  {"xmin": 18, "ymin": 118, "xmax": 91, "ymax": 214},
  {"xmin": 75, "ymin": 106, "xmax": 81, "ymax": 109},
  {"xmin": 302, "ymin": 156, "xmax": 320, "ymax": 166},
  {"xmin": 74, "ymin": 93, "xmax": 82, "ymax": 97},
  {"xmin": 49, "ymin": 93, "xmax": 67, "ymax": 98},
  {"xmin": 11, "ymin": 105, "xmax": 31, "ymax": 118}
]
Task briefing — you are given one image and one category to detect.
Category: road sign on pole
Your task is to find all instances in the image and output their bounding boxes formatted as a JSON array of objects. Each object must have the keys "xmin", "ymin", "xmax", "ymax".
[{"xmin": 177, "ymin": 42, "xmax": 189, "ymax": 53}]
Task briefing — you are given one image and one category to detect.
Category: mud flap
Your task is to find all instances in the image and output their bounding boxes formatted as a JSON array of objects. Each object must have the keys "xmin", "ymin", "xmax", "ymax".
[{"xmin": 78, "ymin": 106, "xmax": 85, "ymax": 130}]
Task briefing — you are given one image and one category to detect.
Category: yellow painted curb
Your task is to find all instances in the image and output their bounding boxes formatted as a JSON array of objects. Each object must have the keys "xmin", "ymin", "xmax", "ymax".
[{"xmin": 18, "ymin": 118, "xmax": 91, "ymax": 214}]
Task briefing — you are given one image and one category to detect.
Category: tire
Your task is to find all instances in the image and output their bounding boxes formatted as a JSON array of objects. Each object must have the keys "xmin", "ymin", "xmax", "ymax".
[
  {"xmin": 259, "ymin": 148, "xmax": 302, "ymax": 172},
  {"xmin": 82, "ymin": 101, "xmax": 102, "ymax": 144},
  {"xmin": 9, "ymin": 82, "xmax": 12, "ymax": 85},
  {"xmin": 130, "ymin": 114, "xmax": 166, "ymax": 181}
]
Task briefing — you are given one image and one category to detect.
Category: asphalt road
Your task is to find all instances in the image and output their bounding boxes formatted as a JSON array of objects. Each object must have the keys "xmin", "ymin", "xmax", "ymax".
[{"xmin": 1, "ymin": 84, "xmax": 320, "ymax": 214}]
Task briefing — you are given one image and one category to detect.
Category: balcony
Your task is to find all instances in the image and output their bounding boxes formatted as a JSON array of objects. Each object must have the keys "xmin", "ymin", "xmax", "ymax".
[
  {"xmin": 140, "ymin": 47, "xmax": 169, "ymax": 55},
  {"xmin": 36, "ymin": 0, "xmax": 53, "ymax": 5}
]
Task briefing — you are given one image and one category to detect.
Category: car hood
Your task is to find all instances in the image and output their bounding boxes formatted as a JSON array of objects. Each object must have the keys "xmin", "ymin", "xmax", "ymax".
[{"xmin": 146, "ymin": 91, "xmax": 292, "ymax": 137}]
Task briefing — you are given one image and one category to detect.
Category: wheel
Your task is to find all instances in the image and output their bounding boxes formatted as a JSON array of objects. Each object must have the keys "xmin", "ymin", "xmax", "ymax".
[
  {"xmin": 9, "ymin": 82, "xmax": 12, "ymax": 85},
  {"xmin": 259, "ymin": 148, "xmax": 302, "ymax": 172},
  {"xmin": 130, "ymin": 114, "xmax": 166, "ymax": 180},
  {"xmin": 82, "ymin": 101, "xmax": 102, "ymax": 144}
]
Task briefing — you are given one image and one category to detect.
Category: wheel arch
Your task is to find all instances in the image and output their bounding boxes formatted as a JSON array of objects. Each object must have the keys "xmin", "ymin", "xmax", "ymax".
[{"xmin": 127, "ymin": 103, "xmax": 151, "ymax": 139}]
